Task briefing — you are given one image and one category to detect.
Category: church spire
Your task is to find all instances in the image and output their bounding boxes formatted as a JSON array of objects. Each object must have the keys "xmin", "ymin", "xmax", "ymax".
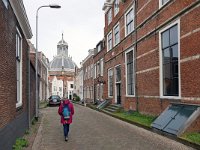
[{"xmin": 62, "ymin": 33, "xmax": 64, "ymax": 44}]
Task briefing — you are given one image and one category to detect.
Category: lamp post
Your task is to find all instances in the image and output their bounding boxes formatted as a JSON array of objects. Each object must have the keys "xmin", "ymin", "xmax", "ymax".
[{"xmin": 35, "ymin": 4, "xmax": 61, "ymax": 119}]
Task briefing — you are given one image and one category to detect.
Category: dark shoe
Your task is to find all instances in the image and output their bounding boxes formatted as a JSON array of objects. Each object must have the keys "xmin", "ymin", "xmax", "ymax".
[{"xmin": 65, "ymin": 137, "xmax": 68, "ymax": 141}]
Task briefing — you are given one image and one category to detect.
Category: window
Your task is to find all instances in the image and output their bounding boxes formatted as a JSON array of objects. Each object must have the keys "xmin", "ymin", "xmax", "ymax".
[
  {"xmin": 159, "ymin": 0, "xmax": 170, "ymax": 8},
  {"xmin": 125, "ymin": 6, "xmax": 134, "ymax": 36},
  {"xmin": 115, "ymin": 65, "xmax": 121, "ymax": 82},
  {"xmin": 114, "ymin": 23, "xmax": 120, "ymax": 46},
  {"xmin": 94, "ymin": 63, "xmax": 97, "ymax": 78},
  {"xmin": 91, "ymin": 64, "xmax": 93, "ymax": 78},
  {"xmin": 96, "ymin": 84, "xmax": 99, "ymax": 100},
  {"xmin": 2, "ymin": 0, "xmax": 8, "ymax": 8},
  {"xmin": 88, "ymin": 66, "xmax": 90, "ymax": 78},
  {"xmin": 100, "ymin": 83, "xmax": 103, "ymax": 100},
  {"xmin": 108, "ymin": 8, "xmax": 112, "ymax": 25},
  {"xmin": 54, "ymin": 86, "xmax": 57, "ymax": 91},
  {"xmin": 59, "ymin": 87, "xmax": 62, "ymax": 92},
  {"xmin": 108, "ymin": 69, "xmax": 113, "ymax": 97},
  {"xmin": 16, "ymin": 27, "xmax": 22, "ymax": 107},
  {"xmin": 70, "ymin": 84, "xmax": 73, "ymax": 88},
  {"xmin": 97, "ymin": 44, "xmax": 101, "ymax": 52},
  {"xmin": 97, "ymin": 61, "xmax": 100, "ymax": 76},
  {"xmin": 160, "ymin": 22, "xmax": 179, "ymax": 97},
  {"xmin": 107, "ymin": 31, "xmax": 112, "ymax": 51},
  {"xmin": 125, "ymin": 49, "xmax": 134, "ymax": 96},
  {"xmin": 114, "ymin": 0, "xmax": 119, "ymax": 16},
  {"xmin": 100, "ymin": 58, "xmax": 104, "ymax": 76}
]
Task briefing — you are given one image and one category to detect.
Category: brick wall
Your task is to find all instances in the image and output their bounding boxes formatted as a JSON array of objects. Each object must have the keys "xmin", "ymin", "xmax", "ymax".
[
  {"xmin": 103, "ymin": 0, "xmax": 200, "ymax": 126},
  {"xmin": 0, "ymin": 1, "xmax": 31, "ymax": 148}
]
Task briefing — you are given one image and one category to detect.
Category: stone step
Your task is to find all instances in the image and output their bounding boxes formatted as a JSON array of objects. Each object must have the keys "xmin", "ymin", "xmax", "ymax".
[
  {"xmin": 107, "ymin": 105, "xmax": 122, "ymax": 110},
  {"xmin": 104, "ymin": 107, "xmax": 117, "ymax": 113}
]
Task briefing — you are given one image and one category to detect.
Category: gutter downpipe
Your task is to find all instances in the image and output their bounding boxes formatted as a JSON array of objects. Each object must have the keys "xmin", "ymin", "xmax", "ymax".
[
  {"xmin": 27, "ymin": 45, "xmax": 31, "ymax": 128},
  {"xmin": 134, "ymin": 0, "xmax": 139, "ymax": 112}
]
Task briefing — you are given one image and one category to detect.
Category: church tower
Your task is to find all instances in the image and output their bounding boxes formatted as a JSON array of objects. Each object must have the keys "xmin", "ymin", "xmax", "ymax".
[{"xmin": 57, "ymin": 33, "xmax": 68, "ymax": 56}]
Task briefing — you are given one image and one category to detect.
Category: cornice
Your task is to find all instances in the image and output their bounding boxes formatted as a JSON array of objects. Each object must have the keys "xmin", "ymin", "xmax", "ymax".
[{"xmin": 9, "ymin": 0, "xmax": 33, "ymax": 39}]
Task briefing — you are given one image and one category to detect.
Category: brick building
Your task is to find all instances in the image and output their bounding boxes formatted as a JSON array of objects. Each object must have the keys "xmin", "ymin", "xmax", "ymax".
[
  {"xmin": 29, "ymin": 41, "xmax": 49, "ymax": 101},
  {"xmin": 102, "ymin": 0, "xmax": 200, "ymax": 132},
  {"xmin": 0, "ymin": 0, "xmax": 33, "ymax": 149},
  {"xmin": 93, "ymin": 40, "xmax": 106, "ymax": 103},
  {"xmin": 82, "ymin": 49, "xmax": 95, "ymax": 103}
]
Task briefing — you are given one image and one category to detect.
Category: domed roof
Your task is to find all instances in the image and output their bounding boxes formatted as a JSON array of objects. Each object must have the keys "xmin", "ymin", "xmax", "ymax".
[{"xmin": 49, "ymin": 55, "xmax": 76, "ymax": 71}]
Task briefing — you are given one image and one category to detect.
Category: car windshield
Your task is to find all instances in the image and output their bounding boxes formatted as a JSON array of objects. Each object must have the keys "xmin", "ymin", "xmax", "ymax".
[{"xmin": 51, "ymin": 95, "xmax": 60, "ymax": 99}]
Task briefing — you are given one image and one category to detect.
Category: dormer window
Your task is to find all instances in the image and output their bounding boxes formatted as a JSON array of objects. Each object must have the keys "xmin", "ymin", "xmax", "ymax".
[
  {"xmin": 114, "ymin": 0, "xmax": 119, "ymax": 16},
  {"xmin": 108, "ymin": 8, "xmax": 112, "ymax": 25}
]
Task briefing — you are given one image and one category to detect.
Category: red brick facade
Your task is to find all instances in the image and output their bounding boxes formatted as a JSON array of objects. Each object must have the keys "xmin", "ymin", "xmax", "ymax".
[
  {"xmin": 82, "ymin": 49, "xmax": 95, "ymax": 103},
  {"xmin": 0, "ymin": 1, "xmax": 33, "ymax": 149},
  {"xmin": 102, "ymin": 0, "xmax": 200, "ymax": 131}
]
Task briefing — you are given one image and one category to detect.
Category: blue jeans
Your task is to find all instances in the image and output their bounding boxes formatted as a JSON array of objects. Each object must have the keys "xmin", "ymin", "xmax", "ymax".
[{"xmin": 63, "ymin": 124, "xmax": 70, "ymax": 137}]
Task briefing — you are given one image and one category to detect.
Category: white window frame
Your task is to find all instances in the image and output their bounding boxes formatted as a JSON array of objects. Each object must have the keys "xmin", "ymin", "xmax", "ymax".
[
  {"xmin": 97, "ymin": 61, "xmax": 100, "ymax": 76},
  {"xmin": 100, "ymin": 58, "xmax": 104, "ymax": 76},
  {"xmin": 125, "ymin": 47, "xmax": 135, "ymax": 97},
  {"xmin": 94, "ymin": 63, "xmax": 97, "ymax": 79},
  {"xmin": 16, "ymin": 27, "xmax": 23, "ymax": 108},
  {"xmin": 100, "ymin": 83, "xmax": 103, "ymax": 100},
  {"xmin": 159, "ymin": 20, "xmax": 181, "ymax": 99},
  {"xmin": 97, "ymin": 44, "xmax": 101, "ymax": 52},
  {"xmin": 114, "ymin": 0, "xmax": 119, "ymax": 16},
  {"xmin": 124, "ymin": 5, "xmax": 135, "ymax": 37},
  {"xmin": 113, "ymin": 22, "xmax": 120, "ymax": 46},
  {"xmin": 159, "ymin": 0, "xmax": 170, "ymax": 8},
  {"xmin": 108, "ymin": 68, "xmax": 113, "ymax": 97},
  {"xmin": 108, "ymin": 8, "xmax": 112, "ymax": 25},
  {"xmin": 107, "ymin": 31, "xmax": 113, "ymax": 51}
]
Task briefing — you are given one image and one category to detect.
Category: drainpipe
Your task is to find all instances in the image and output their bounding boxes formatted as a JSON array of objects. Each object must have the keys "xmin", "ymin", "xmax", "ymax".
[
  {"xmin": 27, "ymin": 45, "xmax": 31, "ymax": 128},
  {"xmin": 134, "ymin": 0, "xmax": 139, "ymax": 112}
]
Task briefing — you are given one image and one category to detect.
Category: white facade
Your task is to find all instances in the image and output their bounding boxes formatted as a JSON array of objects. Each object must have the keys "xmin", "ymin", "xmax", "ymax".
[
  {"xmin": 51, "ymin": 76, "xmax": 63, "ymax": 98},
  {"xmin": 74, "ymin": 68, "xmax": 83, "ymax": 100},
  {"xmin": 67, "ymin": 81, "xmax": 74, "ymax": 100}
]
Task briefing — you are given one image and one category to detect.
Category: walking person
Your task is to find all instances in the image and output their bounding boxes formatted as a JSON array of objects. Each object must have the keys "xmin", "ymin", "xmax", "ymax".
[{"xmin": 58, "ymin": 98, "xmax": 74, "ymax": 141}]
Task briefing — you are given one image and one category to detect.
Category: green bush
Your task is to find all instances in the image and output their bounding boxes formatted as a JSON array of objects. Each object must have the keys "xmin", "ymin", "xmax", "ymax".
[
  {"xmin": 13, "ymin": 138, "xmax": 28, "ymax": 150},
  {"xmin": 72, "ymin": 93, "xmax": 80, "ymax": 101}
]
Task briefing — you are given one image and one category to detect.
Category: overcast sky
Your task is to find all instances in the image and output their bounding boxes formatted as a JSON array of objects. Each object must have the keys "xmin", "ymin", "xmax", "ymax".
[{"xmin": 23, "ymin": 0, "xmax": 105, "ymax": 67}]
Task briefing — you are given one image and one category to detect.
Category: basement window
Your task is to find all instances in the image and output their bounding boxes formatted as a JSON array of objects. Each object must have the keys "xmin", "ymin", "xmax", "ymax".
[{"xmin": 151, "ymin": 103, "xmax": 199, "ymax": 135}]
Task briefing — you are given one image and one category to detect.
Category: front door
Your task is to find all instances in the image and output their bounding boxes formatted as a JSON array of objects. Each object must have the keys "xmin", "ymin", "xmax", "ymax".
[{"xmin": 116, "ymin": 83, "xmax": 121, "ymax": 104}]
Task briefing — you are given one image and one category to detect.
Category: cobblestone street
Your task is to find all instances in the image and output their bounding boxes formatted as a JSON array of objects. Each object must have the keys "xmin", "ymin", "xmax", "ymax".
[{"xmin": 32, "ymin": 104, "xmax": 195, "ymax": 150}]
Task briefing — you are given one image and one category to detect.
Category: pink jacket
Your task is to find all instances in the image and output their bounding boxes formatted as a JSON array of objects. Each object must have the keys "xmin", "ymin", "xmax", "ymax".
[{"xmin": 58, "ymin": 99, "xmax": 74, "ymax": 124}]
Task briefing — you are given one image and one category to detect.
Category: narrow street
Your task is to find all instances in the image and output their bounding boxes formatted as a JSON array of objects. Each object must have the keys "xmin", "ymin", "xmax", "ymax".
[{"xmin": 32, "ymin": 104, "xmax": 195, "ymax": 150}]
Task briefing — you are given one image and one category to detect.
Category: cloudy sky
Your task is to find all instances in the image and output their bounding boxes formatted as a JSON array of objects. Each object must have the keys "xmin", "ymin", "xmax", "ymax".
[{"xmin": 23, "ymin": 0, "xmax": 105, "ymax": 67}]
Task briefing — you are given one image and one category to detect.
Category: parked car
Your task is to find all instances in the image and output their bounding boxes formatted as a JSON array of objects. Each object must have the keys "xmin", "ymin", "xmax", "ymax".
[{"xmin": 48, "ymin": 95, "xmax": 61, "ymax": 106}]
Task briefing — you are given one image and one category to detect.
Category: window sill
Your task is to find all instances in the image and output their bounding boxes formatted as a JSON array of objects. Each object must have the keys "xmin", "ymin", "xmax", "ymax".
[{"xmin": 160, "ymin": 96, "xmax": 181, "ymax": 100}]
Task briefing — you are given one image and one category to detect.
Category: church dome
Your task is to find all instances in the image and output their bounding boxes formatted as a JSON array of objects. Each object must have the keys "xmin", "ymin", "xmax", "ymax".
[{"xmin": 49, "ymin": 55, "xmax": 76, "ymax": 71}]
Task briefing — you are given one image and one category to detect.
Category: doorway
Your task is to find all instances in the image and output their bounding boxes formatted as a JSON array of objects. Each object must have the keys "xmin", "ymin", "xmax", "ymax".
[
  {"xmin": 116, "ymin": 83, "xmax": 121, "ymax": 104},
  {"xmin": 115, "ymin": 65, "xmax": 121, "ymax": 104}
]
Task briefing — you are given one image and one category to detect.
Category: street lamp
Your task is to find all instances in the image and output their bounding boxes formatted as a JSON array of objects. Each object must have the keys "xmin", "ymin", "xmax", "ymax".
[{"xmin": 35, "ymin": 4, "xmax": 61, "ymax": 119}]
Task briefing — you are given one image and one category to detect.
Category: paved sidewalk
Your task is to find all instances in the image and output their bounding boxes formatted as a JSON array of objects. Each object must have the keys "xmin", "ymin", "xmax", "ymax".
[{"xmin": 32, "ymin": 104, "xmax": 195, "ymax": 150}]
